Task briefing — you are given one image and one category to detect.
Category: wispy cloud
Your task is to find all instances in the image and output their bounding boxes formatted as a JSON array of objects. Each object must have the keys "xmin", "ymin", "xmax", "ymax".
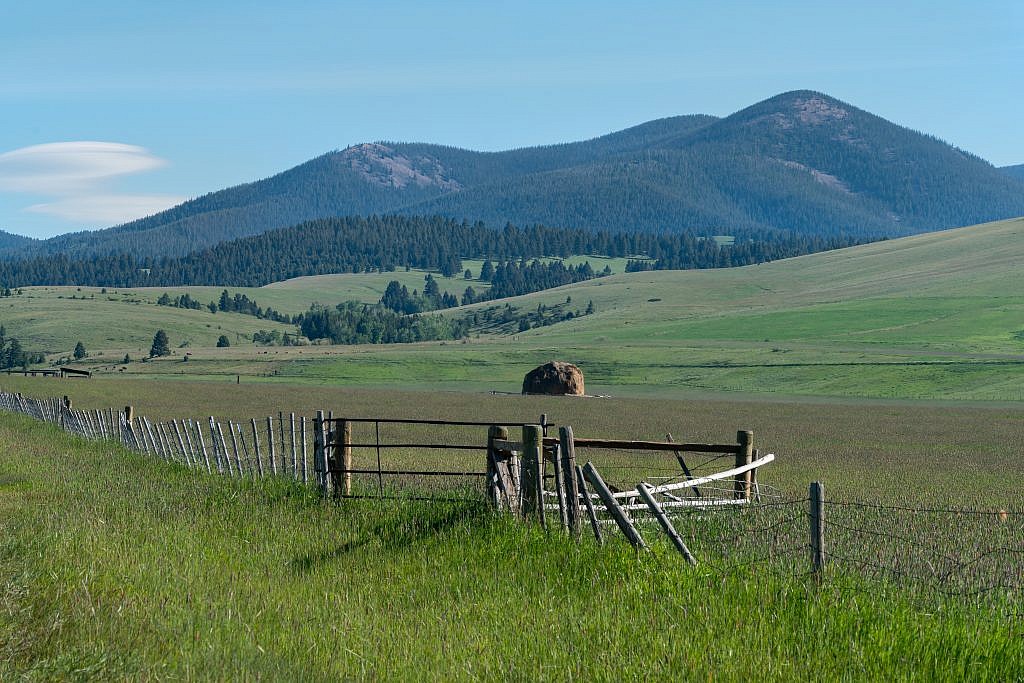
[
  {"xmin": 0, "ymin": 141, "xmax": 184, "ymax": 228},
  {"xmin": 24, "ymin": 194, "xmax": 183, "ymax": 225}
]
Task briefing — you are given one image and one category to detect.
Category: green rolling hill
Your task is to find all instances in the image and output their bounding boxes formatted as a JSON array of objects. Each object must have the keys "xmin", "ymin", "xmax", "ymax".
[
  {"xmin": 2, "ymin": 217, "xmax": 1022, "ymax": 401},
  {"xmin": 17, "ymin": 92, "xmax": 1024, "ymax": 259},
  {"xmin": 1002, "ymin": 164, "xmax": 1024, "ymax": 182}
]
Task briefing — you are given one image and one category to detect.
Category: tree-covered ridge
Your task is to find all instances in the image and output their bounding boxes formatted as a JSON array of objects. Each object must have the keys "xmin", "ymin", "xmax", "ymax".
[
  {"xmin": 296, "ymin": 302, "xmax": 466, "ymax": 345},
  {"xmin": 1000, "ymin": 164, "xmax": 1024, "ymax": 182},
  {"xmin": 157, "ymin": 289, "xmax": 293, "ymax": 323},
  {"xmin": 0, "ymin": 215, "xmax": 861, "ymax": 289},
  {"xmin": 8, "ymin": 91, "xmax": 1024, "ymax": 260}
]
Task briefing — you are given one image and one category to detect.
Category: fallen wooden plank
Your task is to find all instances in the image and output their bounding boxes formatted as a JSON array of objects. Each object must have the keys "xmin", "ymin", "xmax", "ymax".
[
  {"xmin": 638, "ymin": 482, "xmax": 698, "ymax": 565},
  {"xmin": 611, "ymin": 453, "xmax": 775, "ymax": 499},
  {"xmin": 581, "ymin": 462, "xmax": 647, "ymax": 551}
]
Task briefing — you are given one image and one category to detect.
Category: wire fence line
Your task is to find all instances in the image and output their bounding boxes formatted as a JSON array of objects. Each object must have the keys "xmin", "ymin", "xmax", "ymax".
[{"xmin": 0, "ymin": 389, "xmax": 1020, "ymax": 605}]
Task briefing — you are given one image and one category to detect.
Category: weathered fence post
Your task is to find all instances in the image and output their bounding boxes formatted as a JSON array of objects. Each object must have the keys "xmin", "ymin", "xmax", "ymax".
[
  {"xmin": 582, "ymin": 461, "xmax": 647, "ymax": 551},
  {"xmin": 340, "ymin": 419, "xmax": 352, "ymax": 496},
  {"xmin": 486, "ymin": 425, "xmax": 509, "ymax": 510},
  {"xmin": 734, "ymin": 430, "xmax": 754, "ymax": 500},
  {"xmin": 637, "ymin": 482, "xmax": 697, "ymax": 565},
  {"xmin": 250, "ymin": 418, "xmax": 263, "ymax": 478},
  {"xmin": 300, "ymin": 416, "xmax": 308, "ymax": 485},
  {"xmin": 521, "ymin": 425, "xmax": 543, "ymax": 519},
  {"xmin": 313, "ymin": 410, "xmax": 327, "ymax": 494},
  {"xmin": 551, "ymin": 443, "xmax": 569, "ymax": 530},
  {"xmin": 559, "ymin": 426, "xmax": 581, "ymax": 538},
  {"xmin": 575, "ymin": 464, "xmax": 603, "ymax": 545},
  {"xmin": 289, "ymin": 412, "xmax": 297, "ymax": 480},
  {"xmin": 266, "ymin": 417, "xmax": 277, "ymax": 475},
  {"xmin": 809, "ymin": 481, "xmax": 825, "ymax": 577},
  {"xmin": 325, "ymin": 421, "xmax": 343, "ymax": 497}
]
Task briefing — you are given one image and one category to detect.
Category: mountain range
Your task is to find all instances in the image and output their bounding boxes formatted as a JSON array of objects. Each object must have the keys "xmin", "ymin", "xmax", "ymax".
[
  {"xmin": 1001, "ymin": 164, "xmax": 1024, "ymax": 182},
  {"xmin": 14, "ymin": 90, "xmax": 1024, "ymax": 260}
]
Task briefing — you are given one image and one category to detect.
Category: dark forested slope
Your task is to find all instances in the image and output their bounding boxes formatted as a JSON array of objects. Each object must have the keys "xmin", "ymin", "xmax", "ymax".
[
  {"xmin": 0, "ymin": 215, "xmax": 859, "ymax": 289},
  {"xmin": 18, "ymin": 91, "xmax": 1024, "ymax": 258}
]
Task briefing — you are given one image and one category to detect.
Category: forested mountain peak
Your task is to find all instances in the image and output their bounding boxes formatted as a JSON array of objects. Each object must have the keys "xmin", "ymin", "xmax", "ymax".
[
  {"xmin": 1000, "ymin": 164, "xmax": 1024, "ymax": 182},
  {"xmin": 336, "ymin": 143, "xmax": 462, "ymax": 191},
  {"xmin": 11, "ymin": 91, "xmax": 1024, "ymax": 260}
]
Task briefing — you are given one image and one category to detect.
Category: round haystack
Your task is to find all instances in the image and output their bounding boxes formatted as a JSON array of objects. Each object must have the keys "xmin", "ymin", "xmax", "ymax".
[{"xmin": 522, "ymin": 361, "xmax": 585, "ymax": 396}]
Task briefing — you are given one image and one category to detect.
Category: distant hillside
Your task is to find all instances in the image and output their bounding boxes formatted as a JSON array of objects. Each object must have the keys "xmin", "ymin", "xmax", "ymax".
[
  {"xmin": 0, "ymin": 230, "xmax": 38, "ymax": 257},
  {"xmin": 1001, "ymin": 164, "xmax": 1024, "ymax": 182},
  {"xmin": 0, "ymin": 215, "xmax": 858, "ymax": 289},
  {"xmin": 474, "ymin": 216, "xmax": 1024, "ymax": 358},
  {"xmin": 22, "ymin": 91, "xmax": 1024, "ymax": 258}
]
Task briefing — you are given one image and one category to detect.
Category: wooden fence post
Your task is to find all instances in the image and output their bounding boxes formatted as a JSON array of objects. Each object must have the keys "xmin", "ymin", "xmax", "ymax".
[
  {"xmin": 637, "ymin": 482, "xmax": 697, "ymax": 565},
  {"xmin": 809, "ymin": 481, "xmax": 825, "ymax": 576},
  {"xmin": 559, "ymin": 426, "xmax": 581, "ymax": 538},
  {"xmin": 301, "ymin": 416, "xmax": 308, "ymax": 485},
  {"xmin": 250, "ymin": 418, "xmax": 263, "ymax": 477},
  {"xmin": 337, "ymin": 420, "xmax": 352, "ymax": 496},
  {"xmin": 486, "ymin": 425, "xmax": 509, "ymax": 510},
  {"xmin": 582, "ymin": 462, "xmax": 647, "ymax": 551},
  {"xmin": 551, "ymin": 443, "xmax": 569, "ymax": 530},
  {"xmin": 266, "ymin": 417, "xmax": 277, "ymax": 476},
  {"xmin": 313, "ymin": 410, "xmax": 327, "ymax": 494},
  {"xmin": 734, "ymin": 430, "xmax": 753, "ymax": 500},
  {"xmin": 575, "ymin": 464, "xmax": 603, "ymax": 545},
  {"xmin": 521, "ymin": 425, "xmax": 543, "ymax": 519},
  {"xmin": 290, "ymin": 413, "xmax": 298, "ymax": 480}
]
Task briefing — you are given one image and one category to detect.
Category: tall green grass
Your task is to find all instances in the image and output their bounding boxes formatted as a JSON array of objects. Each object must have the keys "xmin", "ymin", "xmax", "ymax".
[{"xmin": 2, "ymin": 414, "xmax": 1021, "ymax": 680}]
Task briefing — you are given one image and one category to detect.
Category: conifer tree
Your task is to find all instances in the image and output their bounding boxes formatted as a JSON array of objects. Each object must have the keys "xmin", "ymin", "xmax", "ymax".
[{"xmin": 150, "ymin": 330, "xmax": 170, "ymax": 357}]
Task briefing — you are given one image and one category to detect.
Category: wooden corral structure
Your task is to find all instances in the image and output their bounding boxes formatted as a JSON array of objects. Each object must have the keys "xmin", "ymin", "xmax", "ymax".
[
  {"xmin": 4, "ymin": 367, "xmax": 91, "ymax": 378},
  {"xmin": 0, "ymin": 390, "xmax": 774, "ymax": 561}
]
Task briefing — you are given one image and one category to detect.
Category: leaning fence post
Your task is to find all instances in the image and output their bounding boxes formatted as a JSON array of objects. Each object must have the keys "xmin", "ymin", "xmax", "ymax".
[
  {"xmin": 809, "ymin": 481, "xmax": 825, "ymax": 576},
  {"xmin": 582, "ymin": 461, "xmax": 647, "ymax": 551},
  {"xmin": 637, "ymin": 482, "xmax": 697, "ymax": 565},
  {"xmin": 559, "ymin": 426, "xmax": 581, "ymax": 538},
  {"xmin": 734, "ymin": 430, "xmax": 753, "ymax": 500},
  {"xmin": 575, "ymin": 464, "xmax": 603, "ymax": 546}
]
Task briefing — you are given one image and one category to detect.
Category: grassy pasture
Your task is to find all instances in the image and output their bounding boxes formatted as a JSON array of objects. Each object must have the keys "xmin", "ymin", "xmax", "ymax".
[
  {"xmin": 2, "ymin": 218, "xmax": 1023, "ymax": 400},
  {"xmin": 4, "ymin": 375, "xmax": 1023, "ymax": 507},
  {"xmin": 1, "ymin": 404, "xmax": 1021, "ymax": 679},
  {"xmin": 0, "ymin": 287, "xmax": 295, "ymax": 357}
]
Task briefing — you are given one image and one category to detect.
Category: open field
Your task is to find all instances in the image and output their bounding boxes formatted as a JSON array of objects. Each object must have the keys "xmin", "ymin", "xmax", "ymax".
[
  {"xmin": 4, "ymin": 375, "xmax": 1023, "ymax": 506},
  {"xmin": 1, "ymin": 388, "xmax": 1022, "ymax": 679},
  {"xmin": 2, "ymin": 219, "xmax": 1022, "ymax": 401},
  {"xmin": 23, "ymin": 256, "xmax": 633, "ymax": 318},
  {"xmin": 0, "ymin": 288, "xmax": 295, "ymax": 357}
]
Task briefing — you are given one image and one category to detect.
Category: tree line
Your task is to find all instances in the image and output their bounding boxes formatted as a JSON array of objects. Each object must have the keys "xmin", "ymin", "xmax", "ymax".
[{"xmin": 0, "ymin": 215, "xmax": 865, "ymax": 289}]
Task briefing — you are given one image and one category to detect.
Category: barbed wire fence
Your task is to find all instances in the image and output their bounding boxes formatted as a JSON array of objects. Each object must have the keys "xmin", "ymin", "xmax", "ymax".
[{"xmin": 1, "ymin": 389, "xmax": 1021, "ymax": 608}]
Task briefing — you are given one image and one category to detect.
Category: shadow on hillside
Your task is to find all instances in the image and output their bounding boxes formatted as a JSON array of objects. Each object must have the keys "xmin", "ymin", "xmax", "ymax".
[{"xmin": 290, "ymin": 500, "xmax": 487, "ymax": 574}]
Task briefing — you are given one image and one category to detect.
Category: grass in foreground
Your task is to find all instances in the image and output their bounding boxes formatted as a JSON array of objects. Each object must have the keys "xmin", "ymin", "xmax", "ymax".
[{"xmin": 1, "ymin": 414, "xmax": 1021, "ymax": 680}]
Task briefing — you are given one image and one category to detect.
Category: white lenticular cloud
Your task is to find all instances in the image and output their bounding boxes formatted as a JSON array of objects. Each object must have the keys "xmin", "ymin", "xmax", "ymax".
[
  {"xmin": 0, "ymin": 141, "xmax": 184, "ymax": 228},
  {"xmin": 0, "ymin": 141, "xmax": 166, "ymax": 193},
  {"xmin": 25, "ymin": 193, "xmax": 186, "ymax": 225}
]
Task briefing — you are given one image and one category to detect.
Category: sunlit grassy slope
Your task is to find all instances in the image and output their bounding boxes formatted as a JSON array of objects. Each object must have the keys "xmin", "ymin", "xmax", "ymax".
[
  {"xmin": 6, "ymin": 220, "xmax": 1023, "ymax": 400},
  {"xmin": 2, "ymin": 412, "xmax": 1021, "ymax": 679},
  {"xmin": 480, "ymin": 217, "xmax": 1024, "ymax": 354},
  {"xmin": 0, "ymin": 288, "xmax": 295, "ymax": 357},
  {"xmin": 8, "ymin": 256, "xmax": 633, "ymax": 354}
]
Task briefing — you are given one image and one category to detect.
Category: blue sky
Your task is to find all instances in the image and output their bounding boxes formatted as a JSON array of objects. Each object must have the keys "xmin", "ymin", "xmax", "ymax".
[{"xmin": 1, "ymin": 0, "xmax": 1021, "ymax": 238}]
